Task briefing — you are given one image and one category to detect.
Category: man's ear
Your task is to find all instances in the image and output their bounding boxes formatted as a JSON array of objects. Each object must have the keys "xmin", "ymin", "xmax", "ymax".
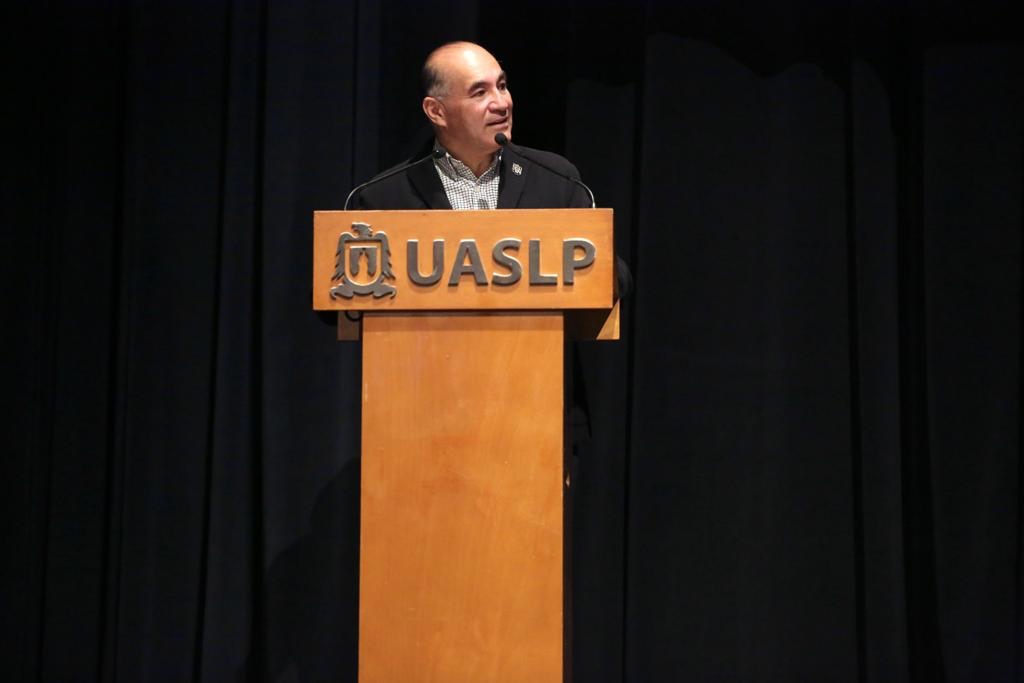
[{"xmin": 422, "ymin": 97, "xmax": 445, "ymax": 128}]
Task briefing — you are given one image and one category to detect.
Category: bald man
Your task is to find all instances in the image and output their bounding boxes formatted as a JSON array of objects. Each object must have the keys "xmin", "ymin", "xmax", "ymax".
[{"xmin": 351, "ymin": 41, "xmax": 592, "ymax": 211}]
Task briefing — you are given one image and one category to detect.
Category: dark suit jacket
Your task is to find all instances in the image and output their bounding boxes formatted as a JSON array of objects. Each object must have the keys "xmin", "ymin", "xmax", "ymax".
[{"xmin": 352, "ymin": 145, "xmax": 592, "ymax": 210}]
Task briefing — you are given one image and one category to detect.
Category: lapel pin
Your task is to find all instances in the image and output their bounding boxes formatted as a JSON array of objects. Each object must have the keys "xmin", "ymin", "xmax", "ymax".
[{"xmin": 512, "ymin": 163, "xmax": 523, "ymax": 176}]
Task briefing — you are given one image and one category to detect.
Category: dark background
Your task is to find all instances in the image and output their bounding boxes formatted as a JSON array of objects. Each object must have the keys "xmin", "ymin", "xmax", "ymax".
[{"xmin": 4, "ymin": 1, "xmax": 1022, "ymax": 681}]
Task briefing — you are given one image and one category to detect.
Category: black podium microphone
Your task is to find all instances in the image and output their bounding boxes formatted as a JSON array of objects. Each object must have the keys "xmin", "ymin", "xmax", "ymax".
[
  {"xmin": 494, "ymin": 132, "xmax": 596, "ymax": 209},
  {"xmin": 344, "ymin": 150, "xmax": 444, "ymax": 210}
]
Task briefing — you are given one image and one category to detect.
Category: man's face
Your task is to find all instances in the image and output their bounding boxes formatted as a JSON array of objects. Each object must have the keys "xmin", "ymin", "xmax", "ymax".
[{"xmin": 433, "ymin": 45, "xmax": 513, "ymax": 157}]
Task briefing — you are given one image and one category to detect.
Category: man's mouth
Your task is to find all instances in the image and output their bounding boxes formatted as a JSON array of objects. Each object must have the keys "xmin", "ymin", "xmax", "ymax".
[{"xmin": 488, "ymin": 118, "xmax": 510, "ymax": 127}]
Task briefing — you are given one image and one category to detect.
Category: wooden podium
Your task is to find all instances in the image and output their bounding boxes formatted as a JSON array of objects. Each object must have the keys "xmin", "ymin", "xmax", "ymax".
[{"xmin": 313, "ymin": 209, "xmax": 616, "ymax": 682}]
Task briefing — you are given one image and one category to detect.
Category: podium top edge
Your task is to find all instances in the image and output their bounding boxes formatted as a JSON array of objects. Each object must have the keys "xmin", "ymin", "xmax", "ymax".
[{"xmin": 314, "ymin": 207, "xmax": 613, "ymax": 215}]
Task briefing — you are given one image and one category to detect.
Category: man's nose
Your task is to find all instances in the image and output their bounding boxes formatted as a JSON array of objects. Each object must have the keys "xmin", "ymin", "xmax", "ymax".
[{"xmin": 489, "ymin": 91, "xmax": 509, "ymax": 111}]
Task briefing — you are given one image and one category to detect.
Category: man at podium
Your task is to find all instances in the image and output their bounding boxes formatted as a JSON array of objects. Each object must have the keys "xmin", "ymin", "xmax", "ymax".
[
  {"xmin": 349, "ymin": 41, "xmax": 593, "ymax": 211},
  {"xmin": 328, "ymin": 40, "xmax": 622, "ymax": 683}
]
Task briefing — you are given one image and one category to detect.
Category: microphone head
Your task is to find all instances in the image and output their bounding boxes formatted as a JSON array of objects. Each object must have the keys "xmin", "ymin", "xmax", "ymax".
[{"xmin": 494, "ymin": 132, "xmax": 509, "ymax": 146}]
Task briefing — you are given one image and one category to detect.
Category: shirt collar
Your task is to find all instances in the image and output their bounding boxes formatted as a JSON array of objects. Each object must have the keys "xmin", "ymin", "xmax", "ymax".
[{"xmin": 433, "ymin": 141, "xmax": 502, "ymax": 180}]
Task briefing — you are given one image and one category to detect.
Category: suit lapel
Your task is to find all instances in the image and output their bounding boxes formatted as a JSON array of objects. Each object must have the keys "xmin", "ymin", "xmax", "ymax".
[
  {"xmin": 408, "ymin": 158, "xmax": 452, "ymax": 209},
  {"xmin": 497, "ymin": 149, "xmax": 525, "ymax": 209}
]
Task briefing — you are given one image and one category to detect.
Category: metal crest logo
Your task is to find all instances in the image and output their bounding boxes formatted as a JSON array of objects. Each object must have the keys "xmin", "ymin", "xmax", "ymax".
[{"xmin": 330, "ymin": 222, "xmax": 397, "ymax": 299}]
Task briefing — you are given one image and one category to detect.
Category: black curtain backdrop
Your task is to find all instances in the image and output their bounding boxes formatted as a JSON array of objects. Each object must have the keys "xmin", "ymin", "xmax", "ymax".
[{"xmin": 4, "ymin": 1, "xmax": 1022, "ymax": 681}]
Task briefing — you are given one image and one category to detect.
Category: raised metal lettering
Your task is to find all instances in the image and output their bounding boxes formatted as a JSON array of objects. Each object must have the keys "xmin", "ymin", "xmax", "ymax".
[
  {"xmin": 491, "ymin": 238, "xmax": 522, "ymax": 286},
  {"xmin": 407, "ymin": 239, "xmax": 444, "ymax": 286},
  {"xmin": 562, "ymin": 239, "xmax": 596, "ymax": 284},
  {"xmin": 448, "ymin": 240, "xmax": 488, "ymax": 286},
  {"xmin": 528, "ymin": 239, "xmax": 558, "ymax": 285}
]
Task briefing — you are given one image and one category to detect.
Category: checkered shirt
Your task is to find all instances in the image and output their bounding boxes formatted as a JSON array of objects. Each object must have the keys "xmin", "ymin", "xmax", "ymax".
[{"xmin": 433, "ymin": 143, "xmax": 502, "ymax": 210}]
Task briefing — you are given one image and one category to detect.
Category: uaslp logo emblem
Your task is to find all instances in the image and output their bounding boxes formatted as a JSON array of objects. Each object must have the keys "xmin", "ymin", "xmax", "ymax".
[{"xmin": 330, "ymin": 222, "xmax": 397, "ymax": 299}]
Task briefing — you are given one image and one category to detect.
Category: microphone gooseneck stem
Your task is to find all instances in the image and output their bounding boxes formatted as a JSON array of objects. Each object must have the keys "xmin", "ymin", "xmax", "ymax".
[
  {"xmin": 344, "ymin": 150, "xmax": 443, "ymax": 210},
  {"xmin": 494, "ymin": 133, "xmax": 596, "ymax": 209}
]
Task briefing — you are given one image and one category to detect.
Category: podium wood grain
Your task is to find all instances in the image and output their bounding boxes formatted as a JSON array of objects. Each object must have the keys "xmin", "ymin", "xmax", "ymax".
[{"xmin": 359, "ymin": 313, "xmax": 565, "ymax": 682}]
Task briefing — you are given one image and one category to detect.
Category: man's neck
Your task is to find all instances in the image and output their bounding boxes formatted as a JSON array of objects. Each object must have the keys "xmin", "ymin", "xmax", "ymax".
[{"xmin": 437, "ymin": 140, "xmax": 497, "ymax": 178}]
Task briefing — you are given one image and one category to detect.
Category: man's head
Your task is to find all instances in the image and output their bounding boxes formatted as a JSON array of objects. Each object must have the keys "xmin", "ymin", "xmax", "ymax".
[{"xmin": 421, "ymin": 42, "xmax": 513, "ymax": 168}]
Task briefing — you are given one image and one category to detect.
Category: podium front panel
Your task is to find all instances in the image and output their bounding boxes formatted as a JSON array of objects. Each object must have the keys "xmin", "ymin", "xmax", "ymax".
[{"xmin": 313, "ymin": 209, "xmax": 613, "ymax": 312}]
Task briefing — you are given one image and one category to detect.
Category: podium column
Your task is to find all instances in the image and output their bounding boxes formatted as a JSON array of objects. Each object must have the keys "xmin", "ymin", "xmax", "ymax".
[{"xmin": 358, "ymin": 312, "xmax": 567, "ymax": 682}]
